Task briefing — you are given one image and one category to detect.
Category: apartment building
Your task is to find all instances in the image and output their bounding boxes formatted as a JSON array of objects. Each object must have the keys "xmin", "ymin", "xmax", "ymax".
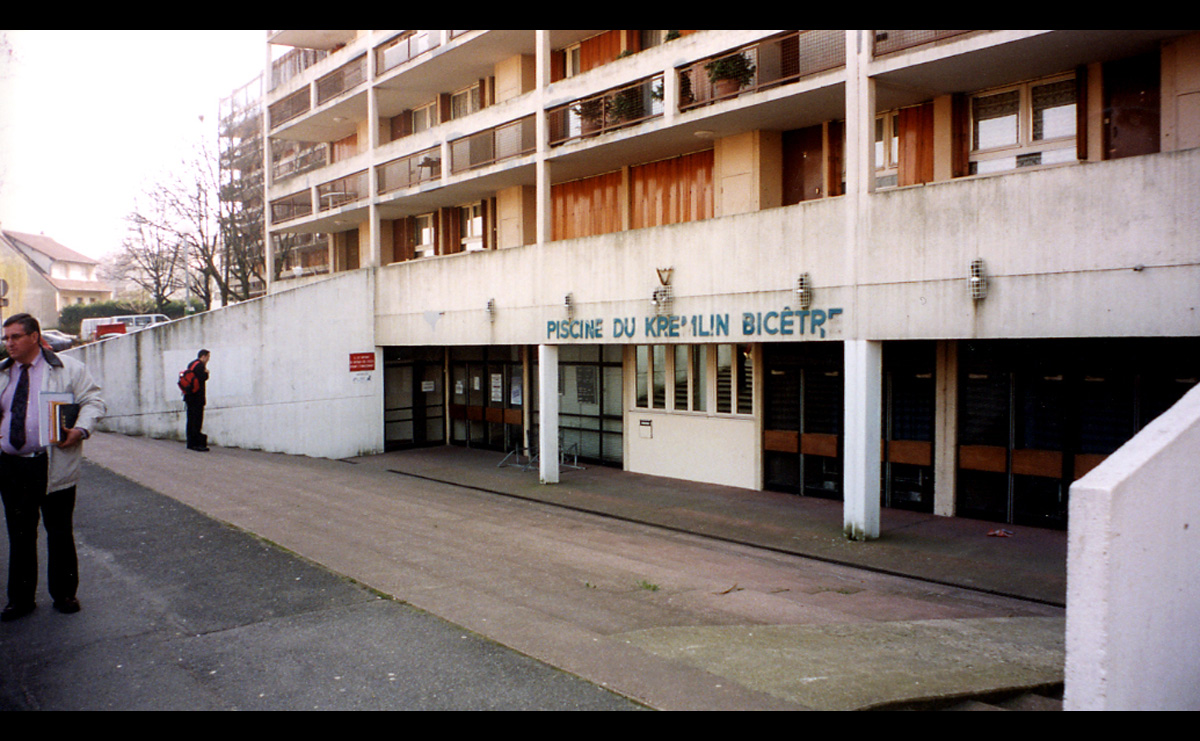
[{"xmin": 260, "ymin": 30, "xmax": 1200, "ymax": 536}]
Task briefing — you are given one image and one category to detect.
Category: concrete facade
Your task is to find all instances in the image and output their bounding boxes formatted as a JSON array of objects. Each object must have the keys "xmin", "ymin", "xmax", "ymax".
[
  {"xmin": 81, "ymin": 30, "xmax": 1200, "ymax": 535},
  {"xmin": 75, "ymin": 270, "xmax": 379, "ymax": 460}
]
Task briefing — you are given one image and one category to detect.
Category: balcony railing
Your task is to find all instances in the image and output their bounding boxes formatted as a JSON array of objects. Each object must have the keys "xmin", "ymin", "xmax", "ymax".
[
  {"xmin": 548, "ymin": 74, "xmax": 665, "ymax": 146},
  {"xmin": 317, "ymin": 170, "xmax": 368, "ymax": 211},
  {"xmin": 270, "ymin": 48, "xmax": 328, "ymax": 92},
  {"xmin": 268, "ymin": 88, "xmax": 311, "ymax": 129},
  {"xmin": 375, "ymin": 30, "xmax": 440, "ymax": 77},
  {"xmin": 272, "ymin": 142, "xmax": 329, "ymax": 183},
  {"xmin": 271, "ymin": 191, "xmax": 313, "ymax": 224},
  {"xmin": 316, "ymin": 55, "xmax": 367, "ymax": 106},
  {"xmin": 450, "ymin": 115, "xmax": 536, "ymax": 173},
  {"xmin": 678, "ymin": 30, "xmax": 845, "ymax": 112},
  {"xmin": 872, "ymin": 30, "xmax": 973, "ymax": 57},
  {"xmin": 378, "ymin": 147, "xmax": 442, "ymax": 194}
]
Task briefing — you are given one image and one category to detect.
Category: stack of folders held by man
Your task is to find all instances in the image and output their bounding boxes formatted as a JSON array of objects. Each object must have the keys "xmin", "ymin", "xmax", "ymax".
[{"xmin": 40, "ymin": 392, "xmax": 80, "ymax": 446}]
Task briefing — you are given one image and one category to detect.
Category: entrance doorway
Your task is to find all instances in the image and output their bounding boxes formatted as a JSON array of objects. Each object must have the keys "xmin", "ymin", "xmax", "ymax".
[
  {"xmin": 449, "ymin": 346, "xmax": 524, "ymax": 453},
  {"xmin": 956, "ymin": 338, "xmax": 1197, "ymax": 529},
  {"xmin": 762, "ymin": 342, "xmax": 843, "ymax": 498},
  {"xmin": 882, "ymin": 342, "xmax": 935, "ymax": 512},
  {"xmin": 383, "ymin": 347, "xmax": 445, "ymax": 451}
]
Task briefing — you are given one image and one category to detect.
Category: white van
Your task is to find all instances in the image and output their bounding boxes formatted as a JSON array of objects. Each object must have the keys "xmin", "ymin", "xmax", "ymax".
[{"xmin": 80, "ymin": 314, "xmax": 170, "ymax": 341}]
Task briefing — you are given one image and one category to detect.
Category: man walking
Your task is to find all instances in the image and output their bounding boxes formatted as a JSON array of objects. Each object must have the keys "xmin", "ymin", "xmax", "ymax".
[
  {"xmin": 183, "ymin": 349, "xmax": 209, "ymax": 452},
  {"xmin": 0, "ymin": 313, "xmax": 105, "ymax": 621}
]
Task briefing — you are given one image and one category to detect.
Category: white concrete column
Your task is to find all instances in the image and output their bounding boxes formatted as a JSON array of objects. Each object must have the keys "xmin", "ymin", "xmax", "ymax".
[
  {"xmin": 933, "ymin": 339, "xmax": 959, "ymax": 516},
  {"xmin": 538, "ymin": 343, "xmax": 559, "ymax": 484},
  {"xmin": 841, "ymin": 33, "xmax": 880, "ymax": 541},
  {"xmin": 366, "ymin": 82, "xmax": 382, "ymax": 268},
  {"xmin": 843, "ymin": 339, "xmax": 882, "ymax": 540},
  {"xmin": 534, "ymin": 30, "xmax": 552, "ymax": 247}
]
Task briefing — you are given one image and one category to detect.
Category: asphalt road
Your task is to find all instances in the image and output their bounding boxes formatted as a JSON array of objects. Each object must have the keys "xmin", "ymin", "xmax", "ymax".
[{"xmin": 0, "ymin": 462, "xmax": 644, "ymax": 711}]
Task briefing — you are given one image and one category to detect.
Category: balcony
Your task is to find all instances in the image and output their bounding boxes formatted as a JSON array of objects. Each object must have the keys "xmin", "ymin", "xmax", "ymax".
[
  {"xmin": 317, "ymin": 170, "xmax": 368, "ymax": 212},
  {"xmin": 548, "ymin": 75, "xmax": 665, "ymax": 146},
  {"xmin": 679, "ymin": 30, "xmax": 845, "ymax": 112},
  {"xmin": 450, "ymin": 115, "xmax": 536, "ymax": 173},
  {"xmin": 872, "ymin": 30, "xmax": 974, "ymax": 57},
  {"xmin": 375, "ymin": 30, "xmax": 440, "ymax": 77},
  {"xmin": 270, "ymin": 47, "xmax": 328, "ymax": 92},
  {"xmin": 271, "ymin": 190, "xmax": 313, "ymax": 225},
  {"xmin": 269, "ymin": 88, "xmax": 311, "ymax": 129},
  {"xmin": 378, "ymin": 147, "xmax": 442, "ymax": 195},
  {"xmin": 317, "ymin": 55, "xmax": 367, "ymax": 106}
]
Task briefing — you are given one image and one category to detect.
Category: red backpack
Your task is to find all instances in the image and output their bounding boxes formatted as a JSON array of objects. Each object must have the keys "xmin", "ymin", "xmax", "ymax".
[{"xmin": 178, "ymin": 361, "xmax": 200, "ymax": 394}]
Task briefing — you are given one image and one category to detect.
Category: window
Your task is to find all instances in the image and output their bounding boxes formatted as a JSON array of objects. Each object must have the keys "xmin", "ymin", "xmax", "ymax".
[
  {"xmin": 970, "ymin": 74, "xmax": 1077, "ymax": 175},
  {"xmin": 564, "ymin": 44, "xmax": 582, "ymax": 78},
  {"xmin": 875, "ymin": 111, "xmax": 900, "ymax": 188},
  {"xmin": 414, "ymin": 213, "xmax": 435, "ymax": 257},
  {"xmin": 634, "ymin": 344, "xmax": 751, "ymax": 415},
  {"xmin": 412, "ymin": 101, "xmax": 438, "ymax": 134},
  {"xmin": 451, "ymin": 83, "xmax": 482, "ymax": 120},
  {"xmin": 459, "ymin": 203, "xmax": 485, "ymax": 252}
]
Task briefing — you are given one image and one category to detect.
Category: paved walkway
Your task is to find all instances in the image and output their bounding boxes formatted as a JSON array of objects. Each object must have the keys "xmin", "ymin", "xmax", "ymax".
[{"xmin": 79, "ymin": 434, "xmax": 1067, "ymax": 711}]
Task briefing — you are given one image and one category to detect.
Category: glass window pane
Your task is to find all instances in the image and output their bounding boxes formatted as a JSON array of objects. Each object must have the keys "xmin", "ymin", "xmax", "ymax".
[
  {"xmin": 652, "ymin": 345, "xmax": 666, "ymax": 409},
  {"xmin": 737, "ymin": 344, "xmax": 754, "ymax": 415},
  {"xmin": 973, "ymin": 90, "xmax": 1019, "ymax": 150},
  {"xmin": 717, "ymin": 344, "xmax": 733, "ymax": 413},
  {"xmin": 1032, "ymin": 79, "xmax": 1076, "ymax": 141},
  {"xmin": 674, "ymin": 345, "xmax": 690, "ymax": 410},
  {"xmin": 636, "ymin": 346, "xmax": 649, "ymax": 408},
  {"xmin": 692, "ymin": 345, "xmax": 706, "ymax": 412}
]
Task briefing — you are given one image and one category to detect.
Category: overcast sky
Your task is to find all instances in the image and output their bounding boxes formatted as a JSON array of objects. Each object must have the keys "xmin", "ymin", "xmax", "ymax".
[{"xmin": 0, "ymin": 30, "xmax": 267, "ymax": 261}]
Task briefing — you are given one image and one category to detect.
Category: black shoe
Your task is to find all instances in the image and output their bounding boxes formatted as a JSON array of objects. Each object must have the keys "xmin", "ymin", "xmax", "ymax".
[
  {"xmin": 53, "ymin": 598, "xmax": 81, "ymax": 614},
  {"xmin": 188, "ymin": 446, "xmax": 210, "ymax": 452},
  {"xmin": 1, "ymin": 603, "xmax": 35, "ymax": 622}
]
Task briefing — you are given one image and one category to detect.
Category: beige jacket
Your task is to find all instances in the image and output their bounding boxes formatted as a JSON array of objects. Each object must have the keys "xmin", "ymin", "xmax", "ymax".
[{"xmin": 0, "ymin": 347, "xmax": 106, "ymax": 493}]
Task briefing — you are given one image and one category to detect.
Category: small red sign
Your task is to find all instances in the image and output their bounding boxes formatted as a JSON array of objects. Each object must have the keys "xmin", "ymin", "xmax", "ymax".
[{"xmin": 349, "ymin": 352, "xmax": 375, "ymax": 372}]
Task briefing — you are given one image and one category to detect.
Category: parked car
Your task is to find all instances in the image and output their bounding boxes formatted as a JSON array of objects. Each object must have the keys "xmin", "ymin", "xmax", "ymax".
[
  {"xmin": 79, "ymin": 314, "xmax": 170, "ymax": 341},
  {"xmin": 41, "ymin": 329, "xmax": 77, "ymax": 352}
]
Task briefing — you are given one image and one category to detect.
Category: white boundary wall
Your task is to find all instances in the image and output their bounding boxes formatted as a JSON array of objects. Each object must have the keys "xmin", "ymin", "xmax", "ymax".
[
  {"xmin": 71, "ymin": 270, "xmax": 382, "ymax": 460},
  {"xmin": 1065, "ymin": 383, "xmax": 1200, "ymax": 710}
]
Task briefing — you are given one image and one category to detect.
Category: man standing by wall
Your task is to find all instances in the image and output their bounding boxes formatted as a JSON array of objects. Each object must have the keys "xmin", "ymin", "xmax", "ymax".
[
  {"xmin": 0, "ymin": 313, "xmax": 105, "ymax": 621},
  {"xmin": 183, "ymin": 349, "xmax": 210, "ymax": 452}
]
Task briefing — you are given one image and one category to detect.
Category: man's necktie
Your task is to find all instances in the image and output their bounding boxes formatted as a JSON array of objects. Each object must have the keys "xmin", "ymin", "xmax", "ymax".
[{"xmin": 9, "ymin": 364, "xmax": 30, "ymax": 451}]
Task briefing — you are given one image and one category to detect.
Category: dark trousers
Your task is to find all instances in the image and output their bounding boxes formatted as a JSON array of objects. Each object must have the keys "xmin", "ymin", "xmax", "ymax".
[
  {"xmin": 185, "ymin": 398, "xmax": 206, "ymax": 449},
  {"xmin": 0, "ymin": 454, "xmax": 78, "ymax": 606}
]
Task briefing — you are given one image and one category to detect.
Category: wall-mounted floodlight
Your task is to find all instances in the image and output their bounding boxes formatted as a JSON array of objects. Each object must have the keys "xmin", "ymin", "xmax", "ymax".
[
  {"xmin": 652, "ymin": 267, "xmax": 674, "ymax": 315},
  {"xmin": 795, "ymin": 273, "xmax": 813, "ymax": 309},
  {"xmin": 487, "ymin": 298, "xmax": 496, "ymax": 321},
  {"xmin": 969, "ymin": 259, "xmax": 987, "ymax": 300},
  {"xmin": 564, "ymin": 293, "xmax": 574, "ymax": 319}
]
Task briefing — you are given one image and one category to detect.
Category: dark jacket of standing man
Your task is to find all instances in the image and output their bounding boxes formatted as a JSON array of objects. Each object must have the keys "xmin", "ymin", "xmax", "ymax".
[
  {"xmin": 184, "ymin": 349, "xmax": 210, "ymax": 451},
  {"xmin": 0, "ymin": 313, "xmax": 105, "ymax": 621}
]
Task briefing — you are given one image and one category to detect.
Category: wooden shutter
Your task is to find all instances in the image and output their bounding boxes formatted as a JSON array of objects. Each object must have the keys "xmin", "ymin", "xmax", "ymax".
[
  {"xmin": 630, "ymin": 150, "xmax": 714, "ymax": 228},
  {"xmin": 550, "ymin": 49, "xmax": 566, "ymax": 83},
  {"xmin": 393, "ymin": 218, "xmax": 415, "ymax": 262},
  {"xmin": 390, "ymin": 111, "xmax": 412, "ymax": 141},
  {"xmin": 440, "ymin": 207, "xmax": 462, "ymax": 255},
  {"xmin": 898, "ymin": 102, "xmax": 934, "ymax": 186},
  {"xmin": 827, "ymin": 121, "xmax": 845, "ymax": 196},
  {"xmin": 950, "ymin": 93, "xmax": 970, "ymax": 178}
]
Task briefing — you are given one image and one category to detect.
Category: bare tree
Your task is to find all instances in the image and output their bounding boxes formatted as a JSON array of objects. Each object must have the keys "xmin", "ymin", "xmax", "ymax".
[
  {"xmin": 112, "ymin": 193, "xmax": 187, "ymax": 313},
  {"xmin": 114, "ymin": 135, "xmax": 267, "ymax": 311}
]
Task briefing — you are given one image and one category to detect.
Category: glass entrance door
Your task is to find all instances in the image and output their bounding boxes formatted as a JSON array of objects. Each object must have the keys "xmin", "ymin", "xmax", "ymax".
[
  {"xmin": 383, "ymin": 347, "xmax": 445, "ymax": 451},
  {"xmin": 762, "ymin": 343, "xmax": 843, "ymax": 499}
]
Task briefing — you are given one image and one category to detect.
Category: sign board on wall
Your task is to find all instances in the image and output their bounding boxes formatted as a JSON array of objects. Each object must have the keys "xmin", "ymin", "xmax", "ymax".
[
  {"xmin": 349, "ymin": 352, "xmax": 375, "ymax": 372},
  {"xmin": 546, "ymin": 308, "xmax": 845, "ymax": 342}
]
